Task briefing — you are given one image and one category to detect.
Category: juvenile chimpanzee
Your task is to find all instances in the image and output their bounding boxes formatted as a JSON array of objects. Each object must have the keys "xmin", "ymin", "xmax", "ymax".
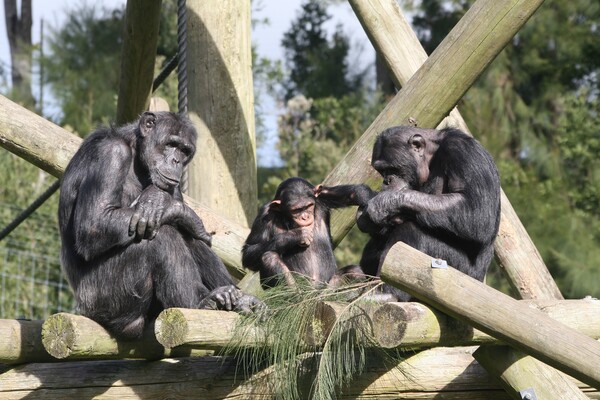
[
  {"xmin": 59, "ymin": 111, "xmax": 261, "ymax": 339},
  {"xmin": 319, "ymin": 126, "xmax": 501, "ymax": 301},
  {"xmin": 242, "ymin": 177, "xmax": 361, "ymax": 289}
]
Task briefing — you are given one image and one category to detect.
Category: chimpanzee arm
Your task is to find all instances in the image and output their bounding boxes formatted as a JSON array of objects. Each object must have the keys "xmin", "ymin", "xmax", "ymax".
[
  {"xmin": 366, "ymin": 143, "xmax": 499, "ymax": 243},
  {"xmin": 130, "ymin": 185, "xmax": 212, "ymax": 245},
  {"xmin": 71, "ymin": 140, "xmax": 139, "ymax": 261},
  {"xmin": 242, "ymin": 205, "xmax": 310, "ymax": 270},
  {"xmin": 316, "ymin": 184, "xmax": 377, "ymax": 208}
]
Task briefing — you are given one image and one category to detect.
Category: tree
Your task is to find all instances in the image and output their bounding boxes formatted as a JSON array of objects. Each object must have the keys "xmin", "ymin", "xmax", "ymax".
[{"xmin": 3, "ymin": 0, "xmax": 35, "ymax": 107}]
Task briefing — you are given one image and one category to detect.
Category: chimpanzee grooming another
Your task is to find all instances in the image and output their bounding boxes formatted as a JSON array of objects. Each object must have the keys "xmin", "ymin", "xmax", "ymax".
[
  {"xmin": 318, "ymin": 126, "xmax": 501, "ymax": 301},
  {"xmin": 242, "ymin": 177, "xmax": 361, "ymax": 289},
  {"xmin": 59, "ymin": 111, "xmax": 261, "ymax": 339}
]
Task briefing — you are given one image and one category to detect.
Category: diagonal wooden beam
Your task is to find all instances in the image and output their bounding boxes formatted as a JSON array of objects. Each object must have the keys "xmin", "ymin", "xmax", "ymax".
[{"xmin": 327, "ymin": 0, "xmax": 561, "ymax": 300}]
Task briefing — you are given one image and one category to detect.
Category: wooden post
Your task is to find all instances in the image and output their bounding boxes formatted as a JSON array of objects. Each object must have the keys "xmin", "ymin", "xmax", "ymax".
[
  {"xmin": 380, "ymin": 241, "xmax": 600, "ymax": 389},
  {"xmin": 41, "ymin": 313, "xmax": 209, "ymax": 360},
  {"xmin": 185, "ymin": 0, "xmax": 257, "ymax": 227},
  {"xmin": 0, "ymin": 319, "xmax": 53, "ymax": 364},
  {"xmin": 116, "ymin": 0, "xmax": 162, "ymax": 124},
  {"xmin": 0, "ymin": 95, "xmax": 250, "ymax": 278},
  {"xmin": 474, "ymin": 346, "xmax": 590, "ymax": 400},
  {"xmin": 347, "ymin": 0, "xmax": 561, "ymax": 300}
]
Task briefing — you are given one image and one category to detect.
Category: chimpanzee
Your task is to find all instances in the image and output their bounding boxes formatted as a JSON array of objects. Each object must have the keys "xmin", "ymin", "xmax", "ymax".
[
  {"xmin": 318, "ymin": 126, "xmax": 501, "ymax": 301},
  {"xmin": 59, "ymin": 111, "xmax": 262, "ymax": 339},
  {"xmin": 242, "ymin": 177, "xmax": 362, "ymax": 289}
]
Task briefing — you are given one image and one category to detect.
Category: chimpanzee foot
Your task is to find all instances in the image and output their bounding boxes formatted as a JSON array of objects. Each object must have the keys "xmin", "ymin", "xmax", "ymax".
[
  {"xmin": 233, "ymin": 293, "xmax": 267, "ymax": 317},
  {"xmin": 199, "ymin": 285, "xmax": 266, "ymax": 317}
]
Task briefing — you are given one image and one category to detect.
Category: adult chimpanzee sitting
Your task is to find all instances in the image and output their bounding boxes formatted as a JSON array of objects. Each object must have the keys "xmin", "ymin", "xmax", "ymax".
[
  {"xmin": 318, "ymin": 126, "xmax": 501, "ymax": 301},
  {"xmin": 242, "ymin": 177, "xmax": 362, "ymax": 289},
  {"xmin": 59, "ymin": 111, "xmax": 261, "ymax": 339}
]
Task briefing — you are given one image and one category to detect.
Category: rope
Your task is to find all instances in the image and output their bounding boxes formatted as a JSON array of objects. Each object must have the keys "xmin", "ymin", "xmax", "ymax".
[
  {"xmin": 177, "ymin": 0, "xmax": 190, "ymax": 193},
  {"xmin": 177, "ymin": 0, "xmax": 188, "ymax": 116}
]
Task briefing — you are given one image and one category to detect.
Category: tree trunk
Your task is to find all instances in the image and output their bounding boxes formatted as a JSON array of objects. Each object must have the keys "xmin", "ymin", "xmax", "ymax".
[
  {"xmin": 3, "ymin": 0, "xmax": 35, "ymax": 107},
  {"xmin": 185, "ymin": 0, "xmax": 257, "ymax": 228}
]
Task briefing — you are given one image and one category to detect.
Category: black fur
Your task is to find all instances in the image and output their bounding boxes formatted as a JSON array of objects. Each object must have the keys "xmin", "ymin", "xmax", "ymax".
[
  {"xmin": 321, "ymin": 126, "xmax": 501, "ymax": 300},
  {"xmin": 59, "ymin": 112, "xmax": 260, "ymax": 339},
  {"xmin": 242, "ymin": 177, "xmax": 357, "ymax": 289}
]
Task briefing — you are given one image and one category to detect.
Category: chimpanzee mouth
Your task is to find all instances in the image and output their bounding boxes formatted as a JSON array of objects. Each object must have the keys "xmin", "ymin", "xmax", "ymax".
[{"xmin": 156, "ymin": 171, "xmax": 180, "ymax": 186}]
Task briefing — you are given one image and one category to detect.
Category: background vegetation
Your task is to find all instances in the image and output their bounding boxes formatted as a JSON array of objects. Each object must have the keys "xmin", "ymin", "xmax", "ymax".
[{"xmin": 1, "ymin": 0, "xmax": 599, "ymax": 319}]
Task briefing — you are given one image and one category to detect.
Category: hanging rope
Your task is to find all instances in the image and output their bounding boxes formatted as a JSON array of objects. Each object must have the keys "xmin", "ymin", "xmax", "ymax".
[{"xmin": 177, "ymin": 0, "xmax": 190, "ymax": 193}]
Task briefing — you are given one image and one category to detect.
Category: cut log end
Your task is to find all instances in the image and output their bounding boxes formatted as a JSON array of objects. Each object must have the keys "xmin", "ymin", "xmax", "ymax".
[
  {"xmin": 155, "ymin": 308, "xmax": 189, "ymax": 348},
  {"xmin": 41, "ymin": 313, "xmax": 76, "ymax": 359},
  {"xmin": 372, "ymin": 302, "xmax": 409, "ymax": 348}
]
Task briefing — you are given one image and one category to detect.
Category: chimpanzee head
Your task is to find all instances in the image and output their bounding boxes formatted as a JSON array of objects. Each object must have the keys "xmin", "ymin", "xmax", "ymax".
[
  {"xmin": 372, "ymin": 126, "xmax": 439, "ymax": 190},
  {"xmin": 137, "ymin": 112, "xmax": 197, "ymax": 191},
  {"xmin": 270, "ymin": 177, "xmax": 316, "ymax": 227}
]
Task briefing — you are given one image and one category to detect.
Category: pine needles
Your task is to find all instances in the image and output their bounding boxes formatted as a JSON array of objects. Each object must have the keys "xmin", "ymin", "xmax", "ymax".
[{"xmin": 223, "ymin": 277, "xmax": 404, "ymax": 400}]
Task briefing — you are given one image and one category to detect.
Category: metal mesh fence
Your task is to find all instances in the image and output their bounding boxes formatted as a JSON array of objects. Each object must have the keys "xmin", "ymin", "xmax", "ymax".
[{"xmin": 0, "ymin": 202, "xmax": 74, "ymax": 320}]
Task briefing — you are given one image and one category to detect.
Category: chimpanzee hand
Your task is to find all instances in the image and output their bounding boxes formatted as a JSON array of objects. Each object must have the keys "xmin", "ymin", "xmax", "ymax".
[
  {"xmin": 129, "ymin": 185, "xmax": 173, "ymax": 240},
  {"xmin": 365, "ymin": 190, "xmax": 407, "ymax": 226},
  {"xmin": 129, "ymin": 185, "xmax": 212, "ymax": 245},
  {"xmin": 294, "ymin": 226, "xmax": 314, "ymax": 247}
]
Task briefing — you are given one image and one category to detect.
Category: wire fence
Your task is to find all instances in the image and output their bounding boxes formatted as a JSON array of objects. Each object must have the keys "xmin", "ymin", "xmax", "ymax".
[
  {"xmin": 0, "ymin": 246, "xmax": 74, "ymax": 319},
  {"xmin": 0, "ymin": 202, "xmax": 74, "ymax": 320}
]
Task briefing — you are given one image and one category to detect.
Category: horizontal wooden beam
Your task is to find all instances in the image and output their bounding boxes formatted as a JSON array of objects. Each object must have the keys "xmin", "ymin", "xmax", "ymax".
[
  {"xmin": 1, "ymin": 347, "xmax": 596, "ymax": 399},
  {"xmin": 40, "ymin": 313, "xmax": 210, "ymax": 360}
]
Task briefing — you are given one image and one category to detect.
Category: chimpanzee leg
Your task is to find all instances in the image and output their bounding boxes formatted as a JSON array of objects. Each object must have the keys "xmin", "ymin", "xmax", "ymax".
[
  {"xmin": 188, "ymin": 238, "xmax": 236, "ymax": 290},
  {"xmin": 74, "ymin": 243, "xmax": 155, "ymax": 340},
  {"xmin": 150, "ymin": 226, "xmax": 216, "ymax": 309}
]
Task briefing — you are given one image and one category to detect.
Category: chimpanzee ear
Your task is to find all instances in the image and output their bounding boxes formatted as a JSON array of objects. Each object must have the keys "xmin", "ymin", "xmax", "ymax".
[
  {"xmin": 139, "ymin": 112, "xmax": 157, "ymax": 137},
  {"xmin": 409, "ymin": 134, "xmax": 426, "ymax": 155},
  {"xmin": 268, "ymin": 199, "xmax": 282, "ymax": 212}
]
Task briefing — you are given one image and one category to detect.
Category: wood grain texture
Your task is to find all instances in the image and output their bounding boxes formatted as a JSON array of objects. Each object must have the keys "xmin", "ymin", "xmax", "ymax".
[
  {"xmin": 186, "ymin": 0, "xmax": 257, "ymax": 228},
  {"xmin": 381, "ymin": 241, "xmax": 600, "ymax": 389}
]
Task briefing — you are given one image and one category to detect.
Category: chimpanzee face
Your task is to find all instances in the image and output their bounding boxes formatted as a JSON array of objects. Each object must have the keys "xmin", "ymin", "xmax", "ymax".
[
  {"xmin": 271, "ymin": 177, "xmax": 317, "ymax": 228},
  {"xmin": 372, "ymin": 127, "xmax": 429, "ymax": 190},
  {"xmin": 287, "ymin": 199, "xmax": 315, "ymax": 227},
  {"xmin": 138, "ymin": 112, "xmax": 197, "ymax": 191}
]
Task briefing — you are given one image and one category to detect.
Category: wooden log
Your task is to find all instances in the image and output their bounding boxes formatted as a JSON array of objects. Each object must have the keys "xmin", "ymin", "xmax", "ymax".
[
  {"xmin": 474, "ymin": 345, "xmax": 590, "ymax": 400},
  {"xmin": 115, "ymin": 0, "xmax": 162, "ymax": 124},
  {"xmin": 0, "ymin": 319, "xmax": 53, "ymax": 364},
  {"xmin": 0, "ymin": 95, "xmax": 250, "ymax": 278},
  {"xmin": 371, "ymin": 298, "xmax": 600, "ymax": 349},
  {"xmin": 186, "ymin": 0, "xmax": 257, "ymax": 227},
  {"xmin": 1, "ymin": 348, "xmax": 597, "ymax": 399},
  {"xmin": 154, "ymin": 308, "xmax": 260, "ymax": 349},
  {"xmin": 41, "ymin": 313, "xmax": 209, "ymax": 360},
  {"xmin": 347, "ymin": 0, "xmax": 561, "ymax": 301},
  {"xmin": 154, "ymin": 304, "xmax": 335, "ymax": 349},
  {"xmin": 380, "ymin": 241, "xmax": 600, "ymax": 389}
]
